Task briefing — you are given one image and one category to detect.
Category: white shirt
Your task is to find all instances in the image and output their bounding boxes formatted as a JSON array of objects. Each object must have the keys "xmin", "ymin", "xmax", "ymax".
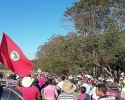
[{"xmin": 57, "ymin": 81, "xmax": 64, "ymax": 89}]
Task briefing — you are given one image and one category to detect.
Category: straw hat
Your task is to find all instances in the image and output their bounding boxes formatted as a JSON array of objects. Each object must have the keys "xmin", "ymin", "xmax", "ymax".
[
  {"xmin": 123, "ymin": 79, "xmax": 125, "ymax": 84},
  {"xmin": 22, "ymin": 77, "xmax": 34, "ymax": 87},
  {"xmin": 62, "ymin": 81, "xmax": 76, "ymax": 93}
]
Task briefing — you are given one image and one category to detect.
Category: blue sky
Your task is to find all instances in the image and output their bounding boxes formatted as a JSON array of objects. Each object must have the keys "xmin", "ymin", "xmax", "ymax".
[{"xmin": 0, "ymin": 0, "xmax": 75, "ymax": 60}]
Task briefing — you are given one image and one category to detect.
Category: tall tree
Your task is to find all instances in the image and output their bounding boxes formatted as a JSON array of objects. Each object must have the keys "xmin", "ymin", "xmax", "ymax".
[{"xmin": 64, "ymin": 0, "xmax": 125, "ymax": 35}]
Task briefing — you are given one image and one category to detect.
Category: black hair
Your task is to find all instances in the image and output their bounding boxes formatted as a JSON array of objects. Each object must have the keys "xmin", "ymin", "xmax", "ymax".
[
  {"xmin": 28, "ymin": 74, "xmax": 31, "ymax": 77},
  {"xmin": 80, "ymin": 86, "xmax": 86, "ymax": 94},
  {"xmin": 47, "ymin": 79, "xmax": 52, "ymax": 85},
  {"xmin": 114, "ymin": 77, "xmax": 119, "ymax": 83},
  {"xmin": 96, "ymin": 84, "xmax": 107, "ymax": 94},
  {"xmin": 103, "ymin": 80, "xmax": 106, "ymax": 84},
  {"xmin": 61, "ymin": 76, "xmax": 65, "ymax": 80}
]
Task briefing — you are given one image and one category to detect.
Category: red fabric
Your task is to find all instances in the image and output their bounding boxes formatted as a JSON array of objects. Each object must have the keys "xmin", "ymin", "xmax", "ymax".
[
  {"xmin": 19, "ymin": 86, "xmax": 40, "ymax": 100},
  {"xmin": 0, "ymin": 33, "xmax": 34, "ymax": 76},
  {"xmin": 39, "ymin": 77, "xmax": 45, "ymax": 87},
  {"xmin": 42, "ymin": 73, "xmax": 45, "ymax": 77},
  {"xmin": 0, "ymin": 48, "xmax": 8, "ymax": 67},
  {"xmin": 105, "ymin": 89, "xmax": 122, "ymax": 100}
]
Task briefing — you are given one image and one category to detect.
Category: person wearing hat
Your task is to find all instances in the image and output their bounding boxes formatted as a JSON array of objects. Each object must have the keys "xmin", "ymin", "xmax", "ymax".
[
  {"xmin": 57, "ymin": 81, "xmax": 77, "ymax": 100},
  {"xmin": 16, "ymin": 77, "xmax": 42, "ymax": 100}
]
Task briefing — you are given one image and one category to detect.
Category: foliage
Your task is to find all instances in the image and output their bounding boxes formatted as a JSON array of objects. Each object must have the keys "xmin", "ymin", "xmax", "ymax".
[
  {"xmin": 34, "ymin": 0, "xmax": 125, "ymax": 75},
  {"xmin": 64, "ymin": 0, "xmax": 125, "ymax": 35}
]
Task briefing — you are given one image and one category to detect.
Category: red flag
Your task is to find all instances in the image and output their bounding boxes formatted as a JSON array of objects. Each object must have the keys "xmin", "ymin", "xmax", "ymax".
[
  {"xmin": 0, "ymin": 46, "xmax": 8, "ymax": 68},
  {"xmin": 0, "ymin": 32, "xmax": 34, "ymax": 76}
]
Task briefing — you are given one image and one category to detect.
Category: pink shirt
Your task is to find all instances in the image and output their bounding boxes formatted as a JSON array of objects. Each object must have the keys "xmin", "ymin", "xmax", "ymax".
[
  {"xmin": 39, "ymin": 77, "xmax": 45, "ymax": 87},
  {"xmin": 44, "ymin": 85, "xmax": 57, "ymax": 100},
  {"xmin": 77, "ymin": 94, "xmax": 86, "ymax": 100}
]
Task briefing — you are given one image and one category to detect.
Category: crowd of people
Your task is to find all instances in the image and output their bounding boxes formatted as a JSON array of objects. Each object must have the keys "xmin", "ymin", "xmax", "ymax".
[{"xmin": 0, "ymin": 70, "xmax": 125, "ymax": 100}]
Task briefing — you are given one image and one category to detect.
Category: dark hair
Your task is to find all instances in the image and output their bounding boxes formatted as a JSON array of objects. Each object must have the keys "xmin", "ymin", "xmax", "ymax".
[
  {"xmin": 96, "ymin": 84, "xmax": 107, "ymax": 94},
  {"xmin": 47, "ymin": 79, "xmax": 52, "ymax": 84},
  {"xmin": 61, "ymin": 76, "xmax": 65, "ymax": 80},
  {"xmin": 80, "ymin": 86, "xmax": 86, "ymax": 94},
  {"xmin": 28, "ymin": 74, "xmax": 31, "ymax": 77},
  {"xmin": 114, "ymin": 77, "xmax": 119, "ymax": 83},
  {"xmin": 103, "ymin": 80, "xmax": 106, "ymax": 84},
  {"xmin": 52, "ymin": 79, "xmax": 56, "ymax": 85}
]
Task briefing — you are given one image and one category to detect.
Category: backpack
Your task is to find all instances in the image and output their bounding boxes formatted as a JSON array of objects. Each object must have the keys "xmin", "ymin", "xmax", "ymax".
[{"xmin": 84, "ymin": 94, "xmax": 91, "ymax": 100}]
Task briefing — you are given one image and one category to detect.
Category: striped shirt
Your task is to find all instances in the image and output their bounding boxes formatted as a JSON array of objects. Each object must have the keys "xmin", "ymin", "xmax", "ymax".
[{"xmin": 57, "ymin": 92, "xmax": 77, "ymax": 100}]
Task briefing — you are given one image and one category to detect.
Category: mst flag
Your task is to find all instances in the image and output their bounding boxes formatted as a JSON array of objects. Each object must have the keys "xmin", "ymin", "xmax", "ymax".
[{"xmin": 0, "ymin": 32, "xmax": 34, "ymax": 76}]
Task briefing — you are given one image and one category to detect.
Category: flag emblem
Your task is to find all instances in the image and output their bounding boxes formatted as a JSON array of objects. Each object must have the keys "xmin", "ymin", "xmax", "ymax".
[{"xmin": 10, "ymin": 51, "xmax": 20, "ymax": 61}]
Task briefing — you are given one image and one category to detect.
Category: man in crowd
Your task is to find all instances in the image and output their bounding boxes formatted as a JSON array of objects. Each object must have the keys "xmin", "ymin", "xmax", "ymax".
[
  {"xmin": 16, "ymin": 77, "xmax": 41, "ymax": 100},
  {"xmin": 81, "ymin": 78, "xmax": 91, "ymax": 94},
  {"xmin": 57, "ymin": 81, "xmax": 77, "ymax": 100},
  {"xmin": 96, "ymin": 84, "xmax": 115, "ymax": 100},
  {"xmin": 44, "ymin": 78, "xmax": 58, "ymax": 100},
  {"xmin": 105, "ymin": 81, "xmax": 122, "ymax": 100},
  {"xmin": 57, "ymin": 76, "xmax": 65, "ymax": 92}
]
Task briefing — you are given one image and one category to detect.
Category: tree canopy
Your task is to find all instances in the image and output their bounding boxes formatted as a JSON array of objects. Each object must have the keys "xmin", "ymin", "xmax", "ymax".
[{"xmin": 34, "ymin": 0, "xmax": 125, "ymax": 76}]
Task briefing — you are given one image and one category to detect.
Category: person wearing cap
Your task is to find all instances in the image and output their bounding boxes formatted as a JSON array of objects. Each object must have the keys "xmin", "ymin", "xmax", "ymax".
[
  {"xmin": 121, "ymin": 79, "xmax": 125, "ymax": 100},
  {"xmin": 16, "ymin": 77, "xmax": 42, "ymax": 100},
  {"xmin": 57, "ymin": 81, "xmax": 77, "ymax": 100}
]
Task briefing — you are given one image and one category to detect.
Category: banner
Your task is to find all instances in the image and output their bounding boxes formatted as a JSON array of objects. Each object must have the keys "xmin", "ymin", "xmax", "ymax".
[{"xmin": 0, "ymin": 32, "xmax": 34, "ymax": 76}]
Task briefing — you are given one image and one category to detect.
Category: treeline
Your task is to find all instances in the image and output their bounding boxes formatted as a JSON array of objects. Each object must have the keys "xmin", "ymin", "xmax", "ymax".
[{"xmin": 33, "ymin": 0, "xmax": 125, "ymax": 75}]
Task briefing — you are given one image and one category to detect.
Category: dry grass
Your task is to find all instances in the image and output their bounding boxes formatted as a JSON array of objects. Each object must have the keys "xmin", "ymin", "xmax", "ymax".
[{"xmin": 0, "ymin": 70, "xmax": 13, "ymax": 75}]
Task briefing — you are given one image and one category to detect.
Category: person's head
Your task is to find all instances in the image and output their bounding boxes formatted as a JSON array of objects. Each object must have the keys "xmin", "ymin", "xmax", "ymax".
[
  {"xmin": 42, "ymin": 73, "xmax": 45, "ymax": 77},
  {"xmin": 105, "ymin": 81, "xmax": 113, "ymax": 89},
  {"xmin": 22, "ymin": 77, "xmax": 34, "ymax": 87},
  {"xmin": 62, "ymin": 81, "xmax": 76, "ymax": 93},
  {"xmin": 52, "ymin": 79, "xmax": 56, "ymax": 85},
  {"xmin": 96, "ymin": 84, "xmax": 107, "ymax": 97},
  {"xmin": 80, "ymin": 86, "xmax": 86, "ymax": 94},
  {"xmin": 28, "ymin": 74, "xmax": 31, "ymax": 77},
  {"xmin": 57, "ymin": 77, "xmax": 62, "ymax": 82},
  {"xmin": 103, "ymin": 80, "xmax": 106, "ymax": 84},
  {"xmin": 47, "ymin": 78, "xmax": 52, "ymax": 85},
  {"xmin": 61, "ymin": 76, "xmax": 65, "ymax": 81},
  {"xmin": 32, "ymin": 78, "xmax": 39, "ymax": 84}
]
